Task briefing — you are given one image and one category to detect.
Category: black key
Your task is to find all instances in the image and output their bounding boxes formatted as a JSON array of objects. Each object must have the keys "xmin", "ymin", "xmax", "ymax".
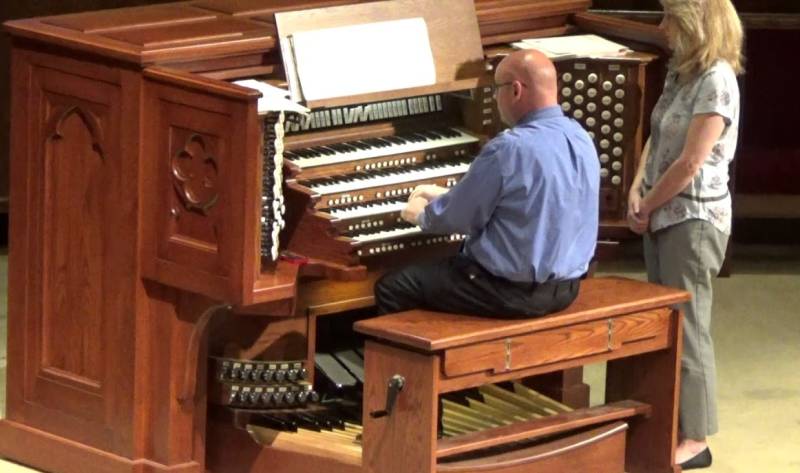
[
  {"xmin": 316, "ymin": 412, "xmax": 346, "ymax": 430},
  {"xmin": 252, "ymin": 413, "xmax": 298, "ymax": 432},
  {"xmin": 290, "ymin": 412, "xmax": 323, "ymax": 431},
  {"xmin": 441, "ymin": 128, "xmax": 460, "ymax": 138},
  {"xmin": 311, "ymin": 146, "xmax": 335, "ymax": 156},
  {"xmin": 351, "ymin": 141, "xmax": 372, "ymax": 150},
  {"xmin": 383, "ymin": 136, "xmax": 405, "ymax": 145},
  {"xmin": 408, "ymin": 133, "xmax": 431, "ymax": 142}
]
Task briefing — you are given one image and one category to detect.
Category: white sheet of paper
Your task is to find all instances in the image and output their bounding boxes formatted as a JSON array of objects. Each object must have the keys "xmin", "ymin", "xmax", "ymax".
[
  {"xmin": 289, "ymin": 17, "xmax": 436, "ymax": 102},
  {"xmin": 234, "ymin": 79, "xmax": 310, "ymax": 115},
  {"xmin": 516, "ymin": 34, "xmax": 632, "ymax": 59}
]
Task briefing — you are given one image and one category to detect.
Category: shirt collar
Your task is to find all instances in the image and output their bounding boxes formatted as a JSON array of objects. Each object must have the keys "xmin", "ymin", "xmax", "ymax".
[{"xmin": 517, "ymin": 106, "xmax": 563, "ymax": 125}]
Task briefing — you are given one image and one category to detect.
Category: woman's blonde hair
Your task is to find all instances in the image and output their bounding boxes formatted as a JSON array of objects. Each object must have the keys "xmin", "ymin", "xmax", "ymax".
[{"xmin": 660, "ymin": 0, "xmax": 744, "ymax": 77}]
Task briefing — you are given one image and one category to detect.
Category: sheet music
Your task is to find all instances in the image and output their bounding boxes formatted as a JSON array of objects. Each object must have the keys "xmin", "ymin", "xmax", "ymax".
[
  {"xmin": 288, "ymin": 18, "xmax": 436, "ymax": 102},
  {"xmin": 512, "ymin": 34, "xmax": 632, "ymax": 60},
  {"xmin": 234, "ymin": 79, "xmax": 310, "ymax": 115}
]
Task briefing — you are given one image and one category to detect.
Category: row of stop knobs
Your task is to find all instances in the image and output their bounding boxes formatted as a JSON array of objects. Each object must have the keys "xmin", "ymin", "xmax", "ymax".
[
  {"xmin": 227, "ymin": 366, "xmax": 308, "ymax": 384},
  {"xmin": 228, "ymin": 387, "xmax": 320, "ymax": 407}
]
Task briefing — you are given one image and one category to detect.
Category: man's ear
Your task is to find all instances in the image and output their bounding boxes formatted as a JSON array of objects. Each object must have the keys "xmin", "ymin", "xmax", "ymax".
[{"xmin": 513, "ymin": 80, "xmax": 523, "ymax": 99}]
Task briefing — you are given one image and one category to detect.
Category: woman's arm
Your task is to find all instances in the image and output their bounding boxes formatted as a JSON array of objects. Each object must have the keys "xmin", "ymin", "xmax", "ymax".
[
  {"xmin": 627, "ymin": 138, "xmax": 651, "ymax": 233},
  {"xmin": 640, "ymin": 113, "xmax": 726, "ymax": 215},
  {"xmin": 631, "ymin": 137, "xmax": 652, "ymax": 197}
]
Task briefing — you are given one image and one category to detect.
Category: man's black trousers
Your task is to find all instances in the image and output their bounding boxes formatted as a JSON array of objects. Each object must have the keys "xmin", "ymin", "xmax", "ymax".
[{"xmin": 374, "ymin": 254, "xmax": 580, "ymax": 318}]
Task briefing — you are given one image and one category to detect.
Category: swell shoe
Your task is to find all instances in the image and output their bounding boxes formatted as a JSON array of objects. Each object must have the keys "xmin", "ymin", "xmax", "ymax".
[{"xmin": 679, "ymin": 447, "xmax": 712, "ymax": 470}]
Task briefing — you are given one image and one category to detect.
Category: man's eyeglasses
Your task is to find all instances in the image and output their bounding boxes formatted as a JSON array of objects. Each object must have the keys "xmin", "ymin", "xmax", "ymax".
[{"xmin": 492, "ymin": 80, "xmax": 528, "ymax": 98}]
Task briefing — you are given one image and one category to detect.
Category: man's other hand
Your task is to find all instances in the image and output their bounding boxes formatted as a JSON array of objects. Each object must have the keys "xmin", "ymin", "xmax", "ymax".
[
  {"xmin": 409, "ymin": 184, "xmax": 448, "ymax": 202},
  {"xmin": 401, "ymin": 196, "xmax": 428, "ymax": 225}
]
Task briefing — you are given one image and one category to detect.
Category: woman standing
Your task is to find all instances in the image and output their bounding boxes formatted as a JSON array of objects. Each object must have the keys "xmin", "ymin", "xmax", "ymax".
[{"xmin": 627, "ymin": 0, "xmax": 744, "ymax": 469}]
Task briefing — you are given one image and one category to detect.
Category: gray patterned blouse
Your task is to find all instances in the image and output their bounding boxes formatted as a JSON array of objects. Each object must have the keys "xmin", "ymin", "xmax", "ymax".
[{"xmin": 643, "ymin": 60, "xmax": 740, "ymax": 235}]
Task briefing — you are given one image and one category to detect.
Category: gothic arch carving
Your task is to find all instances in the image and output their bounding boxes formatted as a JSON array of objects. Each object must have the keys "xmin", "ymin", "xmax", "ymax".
[{"xmin": 45, "ymin": 105, "xmax": 107, "ymax": 160}]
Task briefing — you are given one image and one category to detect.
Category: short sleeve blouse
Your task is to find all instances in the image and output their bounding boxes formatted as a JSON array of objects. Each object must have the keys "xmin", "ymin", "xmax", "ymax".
[{"xmin": 643, "ymin": 60, "xmax": 740, "ymax": 234}]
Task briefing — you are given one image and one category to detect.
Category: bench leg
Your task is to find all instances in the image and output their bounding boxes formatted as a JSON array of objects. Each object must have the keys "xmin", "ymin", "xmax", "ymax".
[
  {"xmin": 605, "ymin": 309, "xmax": 683, "ymax": 473},
  {"xmin": 362, "ymin": 340, "xmax": 439, "ymax": 473}
]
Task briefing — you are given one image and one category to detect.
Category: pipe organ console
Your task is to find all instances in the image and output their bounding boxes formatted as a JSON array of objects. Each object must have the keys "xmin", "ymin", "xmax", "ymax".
[{"xmin": 0, "ymin": 1, "xmax": 676, "ymax": 473}]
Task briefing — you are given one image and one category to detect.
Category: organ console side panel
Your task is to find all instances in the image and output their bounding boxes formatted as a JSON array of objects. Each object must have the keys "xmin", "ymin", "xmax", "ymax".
[{"xmin": 3, "ymin": 43, "xmax": 137, "ymax": 452}]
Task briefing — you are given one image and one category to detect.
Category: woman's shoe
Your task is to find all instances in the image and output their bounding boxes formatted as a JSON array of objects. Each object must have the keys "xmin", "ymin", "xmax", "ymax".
[{"xmin": 679, "ymin": 447, "xmax": 712, "ymax": 470}]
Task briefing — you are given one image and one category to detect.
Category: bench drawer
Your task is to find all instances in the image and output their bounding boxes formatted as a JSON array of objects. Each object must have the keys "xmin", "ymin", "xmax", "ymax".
[{"xmin": 443, "ymin": 309, "xmax": 671, "ymax": 377}]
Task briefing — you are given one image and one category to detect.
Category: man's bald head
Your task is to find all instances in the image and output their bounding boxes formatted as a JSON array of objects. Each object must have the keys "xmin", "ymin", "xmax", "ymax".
[{"xmin": 494, "ymin": 49, "xmax": 559, "ymax": 125}]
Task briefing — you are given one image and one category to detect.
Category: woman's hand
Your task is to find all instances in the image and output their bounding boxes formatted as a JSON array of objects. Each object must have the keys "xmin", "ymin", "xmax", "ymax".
[{"xmin": 627, "ymin": 187, "xmax": 650, "ymax": 235}]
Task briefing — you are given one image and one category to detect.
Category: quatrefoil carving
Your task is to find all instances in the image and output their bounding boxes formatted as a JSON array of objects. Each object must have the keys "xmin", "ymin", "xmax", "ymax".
[{"xmin": 172, "ymin": 134, "xmax": 219, "ymax": 214}]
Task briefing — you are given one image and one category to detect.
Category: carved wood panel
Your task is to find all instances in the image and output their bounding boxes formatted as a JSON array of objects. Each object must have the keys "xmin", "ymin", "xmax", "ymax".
[
  {"xmin": 142, "ymin": 70, "xmax": 260, "ymax": 303},
  {"xmin": 160, "ymin": 101, "xmax": 228, "ymax": 272},
  {"xmin": 172, "ymin": 133, "xmax": 220, "ymax": 214},
  {"xmin": 42, "ymin": 102, "xmax": 107, "ymax": 389},
  {"xmin": 32, "ymin": 67, "xmax": 120, "ymax": 425},
  {"xmin": 168, "ymin": 126, "xmax": 223, "ymax": 253},
  {"xmin": 7, "ymin": 50, "xmax": 141, "ymax": 454}
]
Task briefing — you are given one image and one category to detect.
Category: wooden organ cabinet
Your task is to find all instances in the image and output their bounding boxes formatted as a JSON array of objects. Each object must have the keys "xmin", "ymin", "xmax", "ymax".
[{"xmin": 0, "ymin": 1, "xmax": 678, "ymax": 473}]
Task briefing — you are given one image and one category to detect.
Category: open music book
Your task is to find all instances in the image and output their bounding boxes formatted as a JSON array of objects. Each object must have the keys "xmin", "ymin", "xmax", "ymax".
[
  {"xmin": 282, "ymin": 17, "xmax": 437, "ymax": 102},
  {"xmin": 512, "ymin": 34, "xmax": 632, "ymax": 60}
]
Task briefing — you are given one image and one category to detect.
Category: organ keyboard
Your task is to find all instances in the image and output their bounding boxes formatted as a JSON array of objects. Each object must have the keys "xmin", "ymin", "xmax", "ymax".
[
  {"xmin": 285, "ymin": 127, "xmax": 477, "ymax": 168},
  {"xmin": 0, "ymin": 1, "xmax": 673, "ymax": 473}
]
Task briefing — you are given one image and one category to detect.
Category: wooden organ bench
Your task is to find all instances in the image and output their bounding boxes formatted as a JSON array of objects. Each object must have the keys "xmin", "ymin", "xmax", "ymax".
[{"xmin": 353, "ymin": 277, "xmax": 689, "ymax": 473}]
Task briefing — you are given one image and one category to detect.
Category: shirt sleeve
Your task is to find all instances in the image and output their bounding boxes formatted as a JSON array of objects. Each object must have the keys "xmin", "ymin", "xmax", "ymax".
[
  {"xmin": 692, "ymin": 68, "xmax": 737, "ymax": 126},
  {"xmin": 418, "ymin": 140, "xmax": 504, "ymax": 235}
]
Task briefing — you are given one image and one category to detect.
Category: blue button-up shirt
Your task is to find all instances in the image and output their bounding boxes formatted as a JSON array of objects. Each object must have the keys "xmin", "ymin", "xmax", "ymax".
[{"xmin": 418, "ymin": 106, "xmax": 599, "ymax": 283}]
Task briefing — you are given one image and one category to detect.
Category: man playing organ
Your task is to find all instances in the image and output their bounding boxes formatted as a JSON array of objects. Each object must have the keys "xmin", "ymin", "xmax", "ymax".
[{"xmin": 375, "ymin": 49, "xmax": 600, "ymax": 318}]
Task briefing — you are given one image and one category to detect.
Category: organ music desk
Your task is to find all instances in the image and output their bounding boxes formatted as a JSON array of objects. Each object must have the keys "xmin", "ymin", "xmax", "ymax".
[{"xmin": 0, "ymin": 1, "xmax": 672, "ymax": 472}]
